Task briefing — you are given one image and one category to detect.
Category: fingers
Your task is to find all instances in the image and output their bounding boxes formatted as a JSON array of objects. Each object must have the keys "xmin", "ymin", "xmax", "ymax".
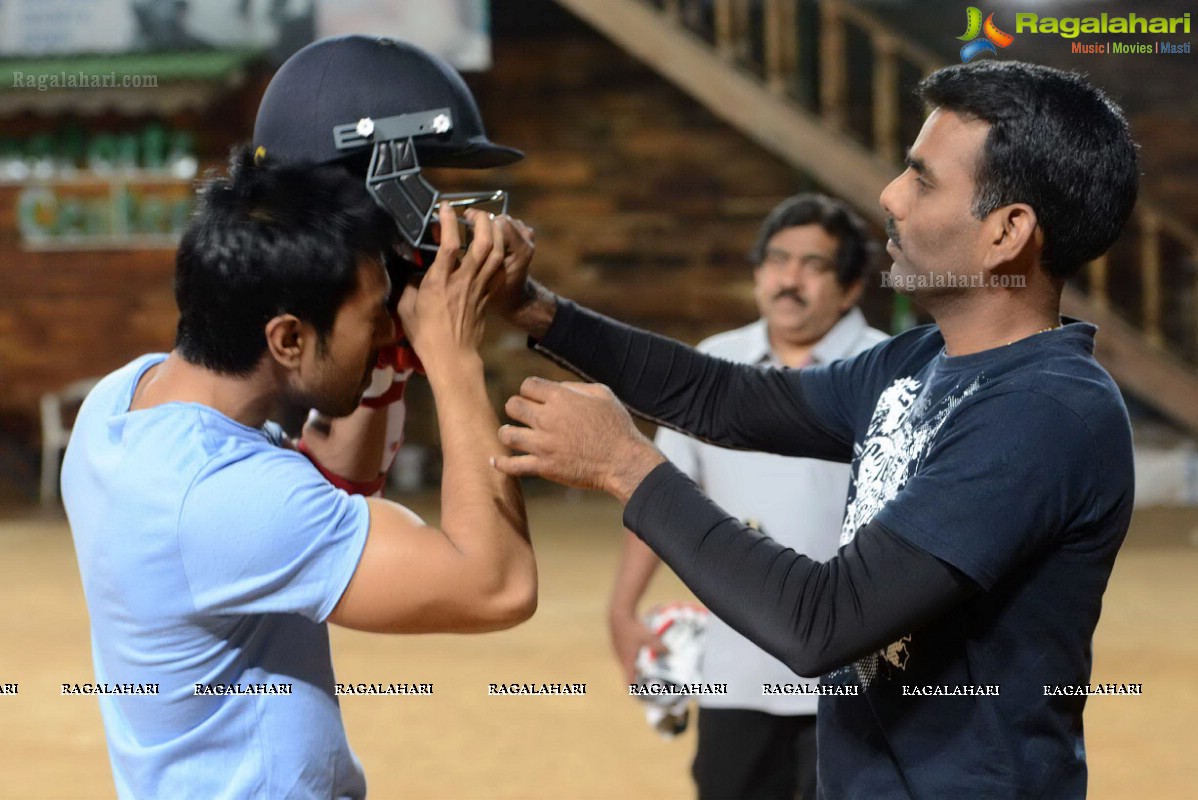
[
  {"xmin": 617, "ymin": 625, "xmax": 667, "ymax": 683},
  {"xmin": 517, "ymin": 375, "xmax": 562, "ymax": 403},
  {"xmin": 495, "ymin": 423, "xmax": 561, "ymax": 484},
  {"xmin": 491, "ymin": 452, "xmax": 541, "ymax": 478},
  {"xmin": 426, "ymin": 204, "xmax": 462, "ymax": 286},
  {"xmin": 475, "ymin": 214, "xmax": 507, "ymax": 305},
  {"xmin": 442, "ymin": 209, "xmax": 502, "ymax": 313},
  {"xmin": 497, "ymin": 422, "xmax": 539, "ymax": 454},
  {"xmin": 503, "ymin": 393, "xmax": 542, "ymax": 427},
  {"xmin": 397, "ymin": 281, "xmax": 419, "ymax": 326},
  {"xmin": 505, "ymin": 378, "xmax": 613, "ymax": 419},
  {"xmin": 559, "ymin": 381, "xmax": 613, "ymax": 399},
  {"xmin": 499, "ymin": 215, "xmax": 535, "ymax": 247},
  {"xmin": 418, "ymin": 206, "xmax": 501, "ymax": 311},
  {"xmin": 515, "ymin": 219, "xmax": 535, "ymax": 243},
  {"xmin": 496, "ymin": 215, "xmax": 533, "ymax": 255},
  {"xmin": 483, "ymin": 257, "xmax": 507, "ymax": 298},
  {"xmin": 460, "ymin": 208, "xmax": 494, "ymax": 282},
  {"xmin": 493, "ymin": 379, "xmax": 636, "ymax": 493}
]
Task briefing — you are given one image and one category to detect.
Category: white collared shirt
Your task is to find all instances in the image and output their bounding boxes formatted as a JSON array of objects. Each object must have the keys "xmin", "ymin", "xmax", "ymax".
[{"xmin": 655, "ymin": 307, "xmax": 888, "ymax": 714}]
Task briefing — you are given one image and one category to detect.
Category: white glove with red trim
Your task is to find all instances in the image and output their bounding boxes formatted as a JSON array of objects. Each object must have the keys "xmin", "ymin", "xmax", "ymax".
[{"xmin": 360, "ymin": 316, "xmax": 422, "ymax": 476}]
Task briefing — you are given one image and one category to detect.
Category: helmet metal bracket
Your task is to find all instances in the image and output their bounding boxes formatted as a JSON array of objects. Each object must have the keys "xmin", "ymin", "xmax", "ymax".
[{"xmin": 333, "ymin": 108, "xmax": 453, "ymax": 152}]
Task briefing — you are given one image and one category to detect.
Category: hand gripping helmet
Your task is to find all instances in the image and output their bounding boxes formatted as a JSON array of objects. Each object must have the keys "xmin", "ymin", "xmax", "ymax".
[{"xmin": 253, "ymin": 35, "xmax": 523, "ymax": 262}]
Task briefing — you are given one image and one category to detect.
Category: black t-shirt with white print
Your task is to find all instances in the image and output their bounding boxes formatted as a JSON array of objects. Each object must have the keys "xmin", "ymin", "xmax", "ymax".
[
  {"xmin": 798, "ymin": 322, "xmax": 1132, "ymax": 798},
  {"xmin": 535, "ymin": 300, "xmax": 1134, "ymax": 799}
]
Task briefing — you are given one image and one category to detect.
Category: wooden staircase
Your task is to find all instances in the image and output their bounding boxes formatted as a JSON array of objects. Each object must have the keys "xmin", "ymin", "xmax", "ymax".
[{"xmin": 550, "ymin": 0, "xmax": 1198, "ymax": 435}]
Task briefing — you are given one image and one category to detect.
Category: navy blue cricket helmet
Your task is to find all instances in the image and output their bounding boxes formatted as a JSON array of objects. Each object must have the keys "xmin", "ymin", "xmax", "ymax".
[{"xmin": 253, "ymin": 35, "xmax": 522, "ymax": 260}]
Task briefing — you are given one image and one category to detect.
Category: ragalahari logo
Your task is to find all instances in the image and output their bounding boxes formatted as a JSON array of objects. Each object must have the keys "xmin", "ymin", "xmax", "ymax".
[{"xmin": 958, "ymin": 7, "xmax": 1014, "ymax": 62}]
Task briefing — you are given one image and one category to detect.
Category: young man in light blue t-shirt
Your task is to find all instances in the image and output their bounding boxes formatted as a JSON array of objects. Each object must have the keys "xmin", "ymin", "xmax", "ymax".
[{"xmin": 62, "ymin": 37, "xmax": 538, "ymax": 799}]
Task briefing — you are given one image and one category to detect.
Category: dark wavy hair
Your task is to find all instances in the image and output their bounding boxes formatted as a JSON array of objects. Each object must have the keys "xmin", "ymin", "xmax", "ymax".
[
  {"xmin": 918, "ymin": 61, "xmax": 1139, "ymax": 279},
  {"xmin": 750, "ymin": 193, "xmax": 878, "ymax": 287},
  {"xmin": 174, "ymin": 146, "xmax": 394, "ymax": 375}
]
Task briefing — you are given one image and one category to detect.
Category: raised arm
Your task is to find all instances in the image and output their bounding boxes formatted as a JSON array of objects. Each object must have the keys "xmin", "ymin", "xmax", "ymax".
[
  {"xmin": 328, "ymin": 208, "xmax": 536, "ymax": 634},
  {"xmin": 493, "ymin": 246, "xmax": 850, "ymax": 460},
  {"xmin": 493, "ymin": 377, "xmax": 968, "ymax": 675},
  {"xmin": 625, "ymin": 463, "xmax": 972, "ymax": 677},
  {"xmin": 542, "ymin": 299, "xmax": 852, "ymax": 459}
]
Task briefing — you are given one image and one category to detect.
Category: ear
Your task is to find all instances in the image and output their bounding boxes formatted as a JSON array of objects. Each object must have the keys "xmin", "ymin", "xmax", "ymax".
[
  {"xmin": 981, "ymin": 203, "xmax": 1038, "ymax": 271},
  {"xmin": 264, "ymin": 314, "xmax": 305, "ymax": 369},
  {"xmin": 838, "ymin": 278, "xmax": 865, "ymax": 313}
]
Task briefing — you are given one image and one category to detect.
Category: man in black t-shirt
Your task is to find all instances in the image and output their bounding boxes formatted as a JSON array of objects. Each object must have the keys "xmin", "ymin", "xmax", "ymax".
[{"xmin": 488, "ymin": 61, "xmax": 1139, "ymax": 798}]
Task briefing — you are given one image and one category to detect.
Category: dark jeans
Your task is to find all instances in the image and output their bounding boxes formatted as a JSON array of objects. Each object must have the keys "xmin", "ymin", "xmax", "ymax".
[{"xmin": 692, "ymin": 707, "xmax": 818, "ymax": 800}]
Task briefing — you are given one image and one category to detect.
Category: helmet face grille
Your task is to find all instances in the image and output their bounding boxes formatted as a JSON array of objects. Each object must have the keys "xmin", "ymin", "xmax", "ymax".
[
  {"xmin": 367, "ymin": 140, "xmax": 436, "ymax": 247},
  {"xmin": 398, "ymin": 173, "xmax": 437, "ymax": 231},
  {"xmin": 365, "ymin": 139, "xmax": 509, "ymax": 263}
]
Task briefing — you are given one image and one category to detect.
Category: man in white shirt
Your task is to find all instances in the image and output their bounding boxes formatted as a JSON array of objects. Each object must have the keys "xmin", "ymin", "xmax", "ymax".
[{"xmin": 608, "ymin": 193, "xmax": 887, "ymax": 800}]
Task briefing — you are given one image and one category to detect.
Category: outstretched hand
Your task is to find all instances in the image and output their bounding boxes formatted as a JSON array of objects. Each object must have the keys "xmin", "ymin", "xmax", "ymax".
[{"xmin": 492, "ymin": 377, "xmax": 666, "ymax": 504}]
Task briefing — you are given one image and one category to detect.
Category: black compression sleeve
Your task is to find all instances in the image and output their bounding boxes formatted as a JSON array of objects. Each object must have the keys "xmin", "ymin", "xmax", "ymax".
[
  {"xmin": 624, "ymin": 462, "xmax": 976, "ymax": 678},
  {"xmin": 534, "ymin": 298, "xmax": 851, "ymax": 461}
]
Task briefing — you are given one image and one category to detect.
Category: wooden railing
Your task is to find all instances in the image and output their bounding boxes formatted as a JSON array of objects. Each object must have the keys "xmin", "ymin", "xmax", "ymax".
[
  {"xmin": 820, "ymin": 1, "xmax": 939, "ymax": 162},
  {"xmin": 645, "ymin": 0, "xmax": 1198, "ymax": 364}
]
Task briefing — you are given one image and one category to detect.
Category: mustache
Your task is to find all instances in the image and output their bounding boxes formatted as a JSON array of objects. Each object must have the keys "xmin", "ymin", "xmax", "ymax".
[
  {"xmin": 772, "ymin": 289, "xmax": 806, "ymax": 306},
  {"xmin": 885, "ymin": 218, "xmax": 901, "ymax": 250}
]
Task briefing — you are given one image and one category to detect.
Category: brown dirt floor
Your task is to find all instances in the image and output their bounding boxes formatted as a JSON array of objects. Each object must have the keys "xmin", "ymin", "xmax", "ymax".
[{"xmin": 0, "ymin": 495, "xmax": 1195, "ymax": 799}]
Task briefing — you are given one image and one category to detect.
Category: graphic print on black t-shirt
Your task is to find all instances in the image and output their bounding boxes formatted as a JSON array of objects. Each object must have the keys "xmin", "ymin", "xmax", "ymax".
[
  {"xmin": 541, "ymin": 304, "xmax": 1132, "ymax": 796},
  {"xmin": 831, "ymin": 372, "xmax": 982, "ymax": 687}
]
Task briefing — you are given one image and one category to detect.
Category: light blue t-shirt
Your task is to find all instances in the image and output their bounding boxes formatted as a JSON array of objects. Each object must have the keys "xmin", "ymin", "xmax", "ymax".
[{"xmin": 61, "ymin": 354, "xmax": 371, "ymax": 799}]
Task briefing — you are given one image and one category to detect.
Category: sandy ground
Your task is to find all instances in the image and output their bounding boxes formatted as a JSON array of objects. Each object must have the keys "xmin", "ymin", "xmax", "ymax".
[{"xmin": 0, "ymin": 493, "xmax": 1195, "ymax": 799}]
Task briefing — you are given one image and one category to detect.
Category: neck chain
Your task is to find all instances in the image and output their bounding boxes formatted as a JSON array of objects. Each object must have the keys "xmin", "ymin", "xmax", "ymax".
[{"xmin": 1006, "ymin": 323, "xmax": 1061, "ymax": 346}]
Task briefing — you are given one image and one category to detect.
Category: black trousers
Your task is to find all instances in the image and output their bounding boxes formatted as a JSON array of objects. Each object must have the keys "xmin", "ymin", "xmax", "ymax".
[{"xmin": 692, "ymin": 708, "xmax": 818, "ymax": 800}]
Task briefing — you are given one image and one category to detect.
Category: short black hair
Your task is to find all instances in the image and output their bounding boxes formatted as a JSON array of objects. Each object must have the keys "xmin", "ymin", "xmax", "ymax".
[
  {"xmin": 750, "ymin": 193, "xmax": 877, "ymax": 286},
  {"xmin": 917, "ymin": 60, "xmax": 1139, "ymax": 279},
  {"xmin": 175, "ymin": 146, "xmax": 394, "ymax": 375}
]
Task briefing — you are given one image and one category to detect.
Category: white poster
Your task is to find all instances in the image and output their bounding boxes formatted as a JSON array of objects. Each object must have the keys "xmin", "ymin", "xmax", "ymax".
[
  {"xmin": 316, "ymin": 0, "xmax": 490, "ymax": 70},
  {"xmin": 0, "ymin": 0, "xmax": 136, "ymax": 55},
  {"xmin": 0, "ymin": 0, "xmax": 490, "ymax": 69}
]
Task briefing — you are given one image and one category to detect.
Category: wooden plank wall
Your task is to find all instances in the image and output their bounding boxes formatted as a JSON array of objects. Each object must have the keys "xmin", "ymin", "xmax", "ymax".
[
  {"xmin": 449, "ymin": 32, "xmax": 877, "ymax": 427},
  {"xmin": 1, "ymin": 27, "xmax": 887, "ymax": 480}
]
